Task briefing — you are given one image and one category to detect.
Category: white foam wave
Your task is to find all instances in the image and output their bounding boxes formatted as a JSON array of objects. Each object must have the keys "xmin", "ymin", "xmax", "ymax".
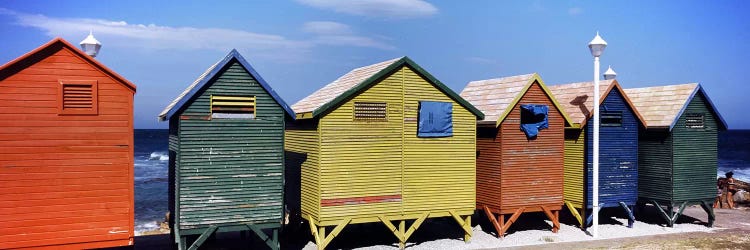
[{"xmin": 149, "ymin": 151, "xmax": 169, "ymax": 161}]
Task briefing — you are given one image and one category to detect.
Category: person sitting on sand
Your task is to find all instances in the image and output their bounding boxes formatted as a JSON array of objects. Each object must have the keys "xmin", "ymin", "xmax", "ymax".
[{"xmin": 726, "ymin": 172, "xmax": 737, "ymax": 209}]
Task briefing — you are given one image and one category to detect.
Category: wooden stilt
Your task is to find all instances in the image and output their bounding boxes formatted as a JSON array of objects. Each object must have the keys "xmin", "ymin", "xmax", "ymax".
[
  {"xmin": 448, "ymin": 210, "xmax": 472, "ymax": 242},
  {"xmin": 564, "ymin": 201, "xmax": 583, "ymax": 228},
  {"xmin": 399, "ymin": 220, "xmax": 406, "ymax": 250},
  {"xmin": 482, "ymin": 206, "xmax": 502, "ymax": 238},
  {"xmin": 379, "ymin": 212, "xmax": 429, "ymax": 249},
  {"xmin": 699, "ymin": 200, "xmax": 715, "ymax": 227},
  {"xmin": 498, "ymin": 213, "xmax": 505, "ymax": 238},
  {"xmin": 188, "ymin": 225, "xmax": 218, "ymax": 250},
  {"xmin": 541, "ymin": 206, "xmax": 560, "ymax": 233},
  {"xmin": 618, "ymin": 202, "xmax": 635, "ymax": 228},
  {"xmin": 305, "ymin": 215, "xmax": 351, "ymax": 250}
]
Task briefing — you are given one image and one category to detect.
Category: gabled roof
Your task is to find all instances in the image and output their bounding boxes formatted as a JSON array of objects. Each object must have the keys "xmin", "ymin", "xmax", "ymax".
[
  {"xmin": 548, "ymin": 79, "xmax": 645, "ymax": 128},
  {"xmin": 624, "ymin": 83, "xmax": 727, "ymax": 130},
  {"xmin": 0, "ymin": 37, "xmax": 136, "ymax": 92},
  {"xmin": 291, "ymin": 56, "xmax": 484, "ymax": 119},
  {"xmin": 158, "ymin": 49, "xmax": 295, "ymax": 121},
  {"xmin": 460, "ymin": 73, "xmax": 573, "ymax": 127}
]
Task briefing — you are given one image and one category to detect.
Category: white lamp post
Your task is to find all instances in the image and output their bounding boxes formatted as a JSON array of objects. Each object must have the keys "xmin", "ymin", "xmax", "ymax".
[
  {"xmin": 80, "ymin": 31, "xmax": 102, "ymax": 58},
  {"xmin": 588, "ymin": 32, "xmax": 607, "ymax": 238}
]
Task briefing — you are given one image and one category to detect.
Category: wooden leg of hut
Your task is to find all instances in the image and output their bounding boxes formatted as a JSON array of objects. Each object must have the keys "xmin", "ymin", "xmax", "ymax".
[
  {"xmin": 306, "ymin": 215, "xmax": 351, "ymax": 250},
  {"xmin": 499, "ymin": 214, "xmax": 505, "ymax": 238},
  {"xmin": 580, "ymin": 207, "xmax": 587, "ymax": 229},
  {"xmin": 499, "ymin": 208, "xmax": 525, "ymax": 237},
  {"xmin": 699, "ymin": 200, "xmax": 715, "ymax": 227},
  {"xmin": 541, "ymin": 206, "xmax": 560, "ymax": 233},
  {"xmin": 379, "ymin": 213, "xmax": 429, "ymax": 249},
  {"xmin": 178, "ymin": 236, "xmax": 187, "ymax": 250},
  {"xmin": 649, "ymin": 200, "xmax": 673, "ymax": 227},
  {"xmin": 618, "ymin": 202, "xmax": 635, "ymax": 228},
  {"xmin": 669, "ymin": 202, "xmax": 688, "ymax": 226},
  {"xmin": 246, "ymin": 225, "xmax": 280, "ymax": 250},
  {"xmin": 449, "ymin": 210, "xmax": 472, "ymax": 242},
  {"xmin": 564, "ymin": 201, "xmax": 583, "ymax": 228},
  {"xmin": 482, "ymin": 206, "xmax": 502, "ymax": 238},
  {"xmin": 188, "ymin": 225, "xmax": 218, "ymax": 250}
]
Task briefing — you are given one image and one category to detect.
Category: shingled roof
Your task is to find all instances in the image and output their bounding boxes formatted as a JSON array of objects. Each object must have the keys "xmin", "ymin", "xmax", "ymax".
[
  {"xmin": 291, "ymin": 56, "xmax": 483, "ymax": 119},
  {"xmin": 624, "ymin": 83, "xmax": 727, "ymax": 130},
  {"xmin": 158, "ymin": 49, "xmax": 294, "ymax": 121},
  {"xmin": 460, "ymin": 73, "xmax": 572, "ymax": 127},
  {"xmin": 548, "ymin": 79, "xmax": 644, "ymax": 128}
]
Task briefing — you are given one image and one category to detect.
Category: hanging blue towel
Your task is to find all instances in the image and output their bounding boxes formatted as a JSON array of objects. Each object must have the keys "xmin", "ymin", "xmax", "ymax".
[
  {"xmin": 418, "ymin": 101, "xmax": 453, "ymax": 137},
  {"xmin": 520, "ymin": 104, "xmax": 549, "ymax": 138}
]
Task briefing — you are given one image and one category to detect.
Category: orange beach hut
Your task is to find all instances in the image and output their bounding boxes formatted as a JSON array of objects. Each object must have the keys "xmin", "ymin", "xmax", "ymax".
[{"xmin": 0, "ymin": 38, "xmax": 136, "ymax": 249}]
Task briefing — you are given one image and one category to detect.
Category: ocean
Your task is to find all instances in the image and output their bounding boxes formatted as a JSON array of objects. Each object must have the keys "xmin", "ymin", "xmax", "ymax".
[{"xmin": 132, "ymin": 129, "xmax": 750, "ymax": 234}]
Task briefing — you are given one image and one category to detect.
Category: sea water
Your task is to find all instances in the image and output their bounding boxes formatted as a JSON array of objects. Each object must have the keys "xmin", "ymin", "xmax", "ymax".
[{"xmin": 132, "ymin": 129, "xmax": 750, "ymax": 234}]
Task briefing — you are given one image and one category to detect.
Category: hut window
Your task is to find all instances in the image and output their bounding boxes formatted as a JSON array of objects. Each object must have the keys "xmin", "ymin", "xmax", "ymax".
[
  {"xmin": 520, "ymin": 104, "xmax": 548, "ymax": 138},
  {"xmin": 58, "ymin": 80, "xmax": 98, "ymax": 115},
  {"xmin": 685, "ymin": 113, "xmax": 704, "ymax": 128},
  {"xmin": 353, "ymin": 102, "xmax": 387, "ymax": 121},
  {"xmin": 601, "ymin": 111, "xmax": 623, "ymax": 127},
  {"xmin": 210, "ymin": 95, "xmax": 255, "ymax": 119},
  {"xmin": 417, "ymin": 101, "xmax": 453, "ymax": 137}
]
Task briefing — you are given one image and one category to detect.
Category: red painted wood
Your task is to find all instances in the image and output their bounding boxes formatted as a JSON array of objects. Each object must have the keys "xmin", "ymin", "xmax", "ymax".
[
  {"xmin": 476, "ymin": 81, "xmax": 564, "ymax": 232},
  {"xmin": 0, "ymin": 38, "xmax": 135, "ymax": 249}
]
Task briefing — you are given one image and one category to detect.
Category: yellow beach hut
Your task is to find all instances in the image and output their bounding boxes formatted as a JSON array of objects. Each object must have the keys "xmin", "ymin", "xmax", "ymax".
[{"xmin": 285, "ymin": 57, "xmax": 483, "ymax": 249}]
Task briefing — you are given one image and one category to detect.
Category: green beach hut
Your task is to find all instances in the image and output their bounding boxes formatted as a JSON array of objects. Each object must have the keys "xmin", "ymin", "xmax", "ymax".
[
  {"xmin": 158, "ymin": 50, "xmax": 295, "ymax": 250},
  {"xmin": 625, "ymin": 83, "xmax": 727, "ymax": 227}
]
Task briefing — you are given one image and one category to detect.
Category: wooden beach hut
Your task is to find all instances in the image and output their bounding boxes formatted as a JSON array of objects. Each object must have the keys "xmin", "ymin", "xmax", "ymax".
[
  {"xmin": 158, "ymin": 50, "xmax": 294, "ymax": 250},
  {"xmin": 624, "ymin": 83, "xmax": 727, "ymax": 227},
  {"xmin": 0, "ymin": 38, "xmax": 136, "ymax": 249},
  {"xmin": 460, "ymin": 73, "xmax": 572, "ymax": 237},
  {"xmin": 285, "ymin": 57, "xmax": 483, "ymax": 249},
  {"xmin": 548, "ymin": 79, "xmax": 645, "ymax": 228}
]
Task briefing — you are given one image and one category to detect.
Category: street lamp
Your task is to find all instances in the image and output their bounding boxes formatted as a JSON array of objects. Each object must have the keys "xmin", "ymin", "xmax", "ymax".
[
  {"xmin": 80, "ymin": 31, "xmax": 102, "ymax": 58},
  {"xmin": 588, "ymin": 32, "xmax": 607, "ymax": 238}
]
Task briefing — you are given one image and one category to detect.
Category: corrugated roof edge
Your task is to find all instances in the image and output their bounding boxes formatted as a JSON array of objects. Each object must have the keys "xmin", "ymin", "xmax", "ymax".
[
  {"xmin": 668, "ymin": 84, "xmax": 728, "ymax": 131},
  {"xmin": 159, "ymin": 49, "xmax": 295, "ymax": 121},
  {"xmin": 494, "ymin": 73, "xmax": 574, "ymax": 128},
  {"xmin": 309, "ymin": 56, "xmax": 484, "ymax": 120},
  {"xmin": 0, "ymin": 37, "xmax": 137, "ymax": 92}
]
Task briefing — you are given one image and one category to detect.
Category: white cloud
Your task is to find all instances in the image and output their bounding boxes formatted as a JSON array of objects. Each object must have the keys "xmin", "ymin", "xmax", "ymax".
[
  {"xmin": 568, "ymin": 7, "xmax": 584, "ymax": 16},
  {"xmin": 297, "ymin": 0, "xmax": 438, "ymax": 18},
  {"xmin": 0, "ymin": 9, "xmax": 395, "ymax": 63},
  {"xmin": 303, "ymin": 21, "xmax": 394, "ymax": 50},
  {"xmin": 303, "ymin": 21, "xmax": 353, "ymax": 35}
]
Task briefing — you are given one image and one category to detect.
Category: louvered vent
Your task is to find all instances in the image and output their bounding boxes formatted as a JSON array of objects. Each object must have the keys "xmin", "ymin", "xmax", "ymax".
[
  {"xmin": 211, "ymin": 95, "xmax": 256, "ymax": 119},
  {"xmin": 685, "ymin": 113, "xmax": 705, "ymax": 128},
  {"xmin": 63, "ymin": 84, "xmax": 93, "ymax": 109},
  {"xmin": 59, "ymin": 80, "xmax": 97, "ymax": 115},
  {"xmin": 353, "ymin": 102, "xmax": 387, "ymax": 121}
]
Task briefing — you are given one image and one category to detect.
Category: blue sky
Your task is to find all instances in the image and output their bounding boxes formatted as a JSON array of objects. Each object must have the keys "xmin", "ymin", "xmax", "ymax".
[{"xmin": 1, "ymin": 1, "xmax": 748, "ymax": 129}]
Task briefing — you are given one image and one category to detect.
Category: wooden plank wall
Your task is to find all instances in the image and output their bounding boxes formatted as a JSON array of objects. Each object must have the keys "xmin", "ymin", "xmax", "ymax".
[
  {"xmin": 285, "ymin": 120, "xmax": 320, "ymax": 222},
  {"xmin": 584, "ymin": 89, "xmax": 639, "ymax": 207},
  {"xmin": 563, "ymin": 128, "xmax": 585, "ymax": 207},
  {"xmin": 401, "ymin": 66, "xmax": 475, "ymax": 216},
  {"xmin": 672, "ymin": 92, "xmax": 718, "ymax": 203},
  {"xmin": 497, "ymin": 82, "xmax": 564, "ymax": 212},
  {"xmin": 175, "ymin": 60, "xmax": 284, "ymax": 231},
  {"xmin": 0, "ymin": 44, "xmax": 134, "ymax": 249},
  {"xmin": 638, "ymin": 129, "xmax": 673, "ymax": 202},
  {"xmin": 316, "ymin": 67, "xmax": 404, "ymax": 225}
]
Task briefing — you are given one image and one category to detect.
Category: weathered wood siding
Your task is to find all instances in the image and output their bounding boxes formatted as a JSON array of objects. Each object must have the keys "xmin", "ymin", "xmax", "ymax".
[
  {"xmin": 563, "ymin": 128, "xmax": 585, "ymax": 207},
  {"xmin": 306, "ymin": 66, "xmax": 475, "ymax": 226},
  {"xmin": 672, "ymin": 92, "xmax": 718, "ymax": 202},
  {"xmin": 174, "ymin": 60, "xmax": 284, "ymax": 230},
  {"xmin": 584, "ymin": 89, "xmax": 638, "ymax": 207},
  {"xmin": 496, "ymin": 82, "xmax": 564, "ymax": 211},
  {"xmin": 402, "ymin": 66, "xmax": 475, "ymax": 215},
  {"xmin": 476, "ymin": 127, "xmax": 502, "ymax": 209},
  {"xmin": 285, "ymin": 120, "xmax": 320, "ymax": 222},
  {"xmin": 0, "ymin": 44, "xmax": 134, "ymax": 249},
  {"xmin": 638, "ymin": 130, "xmax": 673, "ymax": 202}
]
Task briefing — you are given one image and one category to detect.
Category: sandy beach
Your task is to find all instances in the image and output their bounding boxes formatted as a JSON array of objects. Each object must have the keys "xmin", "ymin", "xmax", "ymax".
[{"xmin": 128, "ymin": 200, "xmax": 750, "ymax": 249}]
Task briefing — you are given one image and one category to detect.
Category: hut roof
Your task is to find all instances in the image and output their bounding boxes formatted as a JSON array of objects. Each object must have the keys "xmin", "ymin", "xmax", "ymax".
[
  {"xmin": 460, "ymin": 73, "xmax": 572, "ymax": 127},
  {"xmin": 291, "ymin": 56, "xmax": 484, "ymax": 119},
  {"xmin": 0, "ymin": 37, "xmax": 136, "ymax": 92},
  {"xmin": 548, "ymin": 79, "xmax": 645, "ymax": 128},
  {"xmin": 624, "ymin": 83, "xmax": 727, "ymax": 130},
  {"xmin": 158, "ymin": 49, "xmax": 295, "ymax": 121}
]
